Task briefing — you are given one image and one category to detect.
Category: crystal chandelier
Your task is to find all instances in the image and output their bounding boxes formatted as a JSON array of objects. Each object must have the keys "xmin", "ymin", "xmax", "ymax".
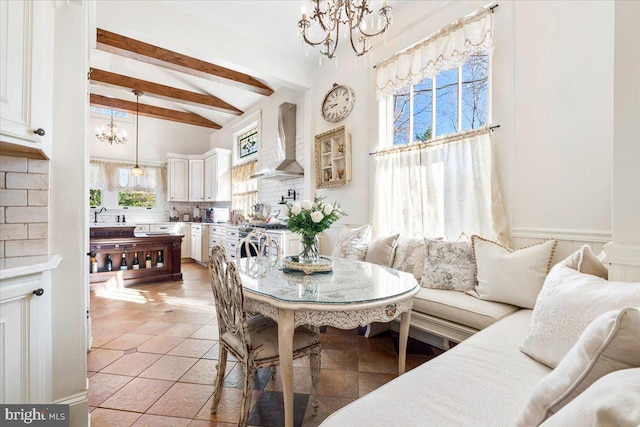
[
  {"xmin": 95, "ymin": 111, "xmax": 127, "ymax": 144},
  {"xmin": 298, "ymin": 0, "xmax": 393, "ymax": 60}
]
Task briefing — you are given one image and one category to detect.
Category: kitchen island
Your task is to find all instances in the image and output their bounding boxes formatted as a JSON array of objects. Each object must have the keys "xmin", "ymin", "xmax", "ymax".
[{"xmin": 89, "ymin": 225, "xmax": 183, "ymax": 287}]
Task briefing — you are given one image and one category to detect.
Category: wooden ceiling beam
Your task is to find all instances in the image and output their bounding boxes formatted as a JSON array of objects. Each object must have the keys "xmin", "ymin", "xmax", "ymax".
[
  {"xmin": 90, "ymin": 94, "xmax": 222, "ymax": 129},
  {"xmin": 96, "ymin": 28, "xmax": 274, "ymax": 97},
  {"xmin": 89, "ymin": 68, "xmax": 243, "ymax": 116}
]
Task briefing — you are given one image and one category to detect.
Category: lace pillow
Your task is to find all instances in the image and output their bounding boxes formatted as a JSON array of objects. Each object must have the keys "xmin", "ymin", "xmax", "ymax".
[
  {"xmin": 517, "ymin": 307, "xmax": 640, "ymax": 426},
  {"xmin": 391, "ymin": 237, "xmax": 426, "ymax": 281},
  {"xmin": 331, "ymin": 224, "xmax": 372, "ymax": 261},
  {"xmin": 520, "ymin": 260, "xmax": 640, "ymax": 369},
  {"xmin": 421, "ymin": 239, "xmax": 476, "ymax": 291},
  {"xmin": 466, "ymin": 236, "xmax": 557, "ymax": 309}
]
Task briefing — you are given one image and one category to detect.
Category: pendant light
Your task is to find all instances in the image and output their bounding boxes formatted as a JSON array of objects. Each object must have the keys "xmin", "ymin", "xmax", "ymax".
[{"xmin": 131, "ymin": 89, "xmax": 143, "ymax": 176}]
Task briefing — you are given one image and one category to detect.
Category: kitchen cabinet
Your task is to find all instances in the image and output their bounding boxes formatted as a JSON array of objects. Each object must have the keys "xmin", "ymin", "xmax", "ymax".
[
  {"xmin": 225, "ymin": 226, "xmax": 240, "ymax": 260},
  {"xmin": 204, "ymin": 149, "xmax": 232, "ymax": 202},
  {"xmin": 0, "ymin": 0, "xmax": 54, "ymax": 160},
  {"xmin": 191, "ymin": 224, "xmax": 203, "ymax": 263},
  {"xmin": 189, "ymin": 159, "xmax": 204, "ymax": 202},
  {"xmin": 167, "ymin": 157, "xmax": 189, "ymax": 202},
  {"xmin": 201, "ymin": 225, "xmax": 210, "ymax": 262},
  {"xmin": 179, "ymin": 223, "xmax": 191, "ymax": 258},
  {"xmin": 0, "ymin": 258, "xmax": 60, "ymax": 404},
  {"xmin": 267, "ymin": 230, "xmax": 303, "ymax": 257}
]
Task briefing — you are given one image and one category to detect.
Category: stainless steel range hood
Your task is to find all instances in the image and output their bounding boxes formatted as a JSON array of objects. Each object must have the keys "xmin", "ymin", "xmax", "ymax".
[{"xmin": 250, "ymin": 102, "xmax": 304, "ymax": 180}]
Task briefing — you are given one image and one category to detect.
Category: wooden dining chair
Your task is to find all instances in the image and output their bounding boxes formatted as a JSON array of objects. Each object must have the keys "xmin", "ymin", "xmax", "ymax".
[
  {"xmin": 208, "ymin": 245, "xmax": 321, "ymax": 426},
  {"xmin": 235, "ymin": 229, "xmax": 281, "ymax": 278}
]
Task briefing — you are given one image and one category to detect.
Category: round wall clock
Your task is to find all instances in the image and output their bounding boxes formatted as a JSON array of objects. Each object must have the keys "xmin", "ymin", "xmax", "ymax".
[{"xmin": 321, "ymin": 84, "xmax": 356, "ymax": 122}]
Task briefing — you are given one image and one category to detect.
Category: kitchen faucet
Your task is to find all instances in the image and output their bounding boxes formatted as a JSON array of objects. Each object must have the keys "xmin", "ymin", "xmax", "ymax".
[{"xmin": 94, "ymin": 207, "xmax": 107, "ymax": 223}]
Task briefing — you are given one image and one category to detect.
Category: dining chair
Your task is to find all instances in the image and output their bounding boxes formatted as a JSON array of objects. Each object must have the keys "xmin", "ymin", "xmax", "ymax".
[
  {"xmin": 208, "ymin": 245, "xmax": 321, "ymax": 426},
  {"xmin": 236, "ymin": 229, "xmax": 281, "ymax": 278}
]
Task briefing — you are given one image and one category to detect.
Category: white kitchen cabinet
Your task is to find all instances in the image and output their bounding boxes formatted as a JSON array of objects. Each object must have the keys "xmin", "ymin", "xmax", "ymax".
[
  {"xmin": 179, "ymin": 223, "xmax": 191, "ymax": 258},
  {"xmin": 201, "ymin": 225, "xmax": 210, "ymax": 262},
  {"xmin": 190, "ymin": 224, "xmax": 202, "ymax": 262},
  {"xmin": 267, "ymin": 230, "xmax": 303, "ymax": 257},
  {"xmin": 0, "ymin": 257, "xmax": 60, "ymax": 404},
  {"xmin": 189, "ymin": 159, "xmax": 204, "ymax": 202},
  {"xmin": 167, "ymin": 157, "xmax": 189, "ymax": 202},
  {"xmin": 225, "ymin": 226, "xmax": 240, "ymax": 260},
  {"xmin": 204, "ymin": 149, "xmax": 232, "ymax": 202},
  {"xmin": 0, "ymin": 0, "xmax": 54, "ymax": 159}
]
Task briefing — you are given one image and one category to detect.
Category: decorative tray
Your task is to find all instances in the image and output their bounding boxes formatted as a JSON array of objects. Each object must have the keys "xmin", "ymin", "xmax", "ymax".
[{"xmin": 282, "ymin": 256, "xmax": 333, "ymax": 275}]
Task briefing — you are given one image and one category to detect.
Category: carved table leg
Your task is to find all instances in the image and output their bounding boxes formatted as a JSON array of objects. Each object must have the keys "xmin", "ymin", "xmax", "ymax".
[{"xmin": 278, "ymin": 309, "xmax": 295, "ymax": 427}]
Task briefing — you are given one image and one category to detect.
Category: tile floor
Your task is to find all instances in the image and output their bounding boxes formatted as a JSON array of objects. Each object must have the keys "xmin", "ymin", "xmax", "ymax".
[{"xmin": 88, "ymin": 262, "xmax": 444, "ymax": 426}]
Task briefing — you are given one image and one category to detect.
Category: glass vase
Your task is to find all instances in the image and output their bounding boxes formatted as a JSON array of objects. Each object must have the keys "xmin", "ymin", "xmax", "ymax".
[{"xmin": 298, "ymin": 233, "xmax": 320, "ymax": 263}]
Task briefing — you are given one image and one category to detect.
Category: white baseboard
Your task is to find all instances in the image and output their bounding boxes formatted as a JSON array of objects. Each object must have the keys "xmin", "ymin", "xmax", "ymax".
[
  {"xmin": 390, "ymin": 321, "xmax": 446, "ymax": 350},
  {"xmin": 52, "ymin": 389, "xmax": 88, "ymax": 407}
]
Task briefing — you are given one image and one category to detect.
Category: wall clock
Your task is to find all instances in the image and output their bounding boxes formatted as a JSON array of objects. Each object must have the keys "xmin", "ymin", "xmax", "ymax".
[{"xmin": 321, "ymin": 83, "xmax": 356, "ymax": 122}]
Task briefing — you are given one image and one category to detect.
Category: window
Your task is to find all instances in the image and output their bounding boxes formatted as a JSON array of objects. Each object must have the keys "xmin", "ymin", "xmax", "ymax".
[
  {"xmin": 392, "ymin": 53, "xmax": 489, "ymax": 145},
  {"xmin": 90, "ymin": 189, "xmax": 102, "ymax": 207},
  {"xmin": 118, "ymin": 190, "xmax": 156, "ymax": 208},
  {"xmin": 90, "ymin": 106, "xmax": 128, "ymax": 119},
  {"xmin": 237, "ymin": 127, "xmax": 258, "ymax": 159}
]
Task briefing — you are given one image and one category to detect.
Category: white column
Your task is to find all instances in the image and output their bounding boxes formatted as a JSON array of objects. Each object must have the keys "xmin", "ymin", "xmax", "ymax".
[{"xmin": 603, "ymin": 0, "xmax": 640, "ymax": 281}]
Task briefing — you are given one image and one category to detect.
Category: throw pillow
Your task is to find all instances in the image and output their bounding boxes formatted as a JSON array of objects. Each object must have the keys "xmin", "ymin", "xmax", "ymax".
[
  {"xmin": 390, "ymin": 237, "xmax": 426, "ymax": 281},
  {"xmin": 516, "ymin": 307, "xmax": 640, "ymax": 426},
  {"xmin": 364, "ymin": 234, "xmax": 399, "ymax": 267},
  {"xmin": 539, "ymin": 368, "xmax": 640, "ymax": 427},
  {"xmin": 331, "ymin": 223, "xmax": 372, "ymax": 261},
  {"xmin": 564, "ymin": 244, "xmax": 608, "ymax": 279},
  {"xmin": 466, "ymin": 236, "xmax": 557, "ymax": 308},
  {"xmin": 520, "ymin": 261, "xmax": 640, "ymax": 368},
  {"xmin": 421, "ymin": 239, "xmax": 476, "ymax": 291}
]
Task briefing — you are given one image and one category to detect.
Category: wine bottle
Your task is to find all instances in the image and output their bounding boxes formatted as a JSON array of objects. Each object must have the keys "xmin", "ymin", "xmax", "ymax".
[
  {"xmin": 156, "ymin": 250, "xmax": 164, "ymax": 268},
  {"xmin": 106, "ymin": 254, "xmax": 113, "ymax": 272},
  {"xmin": 120, "ymin": 253, "xmax": 128, "ymax": 270},
  {"xmin": 145, "ymin": 251, "xmax": 152, "ymax": 268},
  {"xmin": 132, "ymin": 252, "xmax": 140, "ymax": 270}
]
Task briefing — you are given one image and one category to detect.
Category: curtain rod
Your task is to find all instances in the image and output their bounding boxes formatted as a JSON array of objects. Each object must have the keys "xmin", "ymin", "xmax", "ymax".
[{"xmin": 368, "ymin": 125, "xmax": 500, "ymax": 156}]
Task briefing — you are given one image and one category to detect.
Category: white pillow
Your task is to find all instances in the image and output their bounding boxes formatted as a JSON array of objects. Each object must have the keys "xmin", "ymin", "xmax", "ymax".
[
  {"xmin": 421, "ymin": 239, "xmax": 476, "ymax": 291},
  {"xmin": 331, "ymin": 224, "xmax": 372, "ymax": 261},
  {"xmin": 364, "ymin": 234, "xmax": 399, "ymax": 267},
  {"xmin": 521, "ymin": 262, "xmax": 640, "ymax": 368},
  {"xmin": 466, "ymin": 236, "xmax": 557, "ymax": 308},
  {"xmin": 563, "ymin": 244, "xmax": 608, "ymax": 279},
  {"xmin": 390, "ymin": 237, "xmax": 426, "ymax": 281},
  {"xmin": 517, "ymin": 307, "xmax": 640, "ymax": 426},
  {"xmin": 540, "ymin": 368, "xmax": 640, "ymax": 427}
]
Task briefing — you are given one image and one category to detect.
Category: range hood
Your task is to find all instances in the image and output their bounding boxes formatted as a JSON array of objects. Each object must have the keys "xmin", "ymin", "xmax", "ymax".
[{"xmin": 250, "ymin": 102, "xmax": 304, "ymax": 180}]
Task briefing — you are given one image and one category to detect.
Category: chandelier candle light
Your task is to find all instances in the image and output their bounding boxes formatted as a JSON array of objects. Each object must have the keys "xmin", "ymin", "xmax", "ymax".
[
  {"xmin": 131, "ymin": 90, "xmax": 143, "ymax": 176},
  {"xmin": 286, "ymin": 195, "xmax": 345, "ymax": 263},
  {"xmin": 298, "ymin": 0, "xmax": 393, "ymax": 61},
  {"xmin": 95, "ymin": 111, "xmax": 127, "ymax": 145}
]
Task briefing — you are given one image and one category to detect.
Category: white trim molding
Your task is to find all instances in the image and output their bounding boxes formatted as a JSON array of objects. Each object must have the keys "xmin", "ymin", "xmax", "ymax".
[
  {"xmin": 511, "ymin": 227, "xmax": 612, "ymax": 243},
  {"xmin": 603, "ymin": 242, "xmax": 640, "ymax": 267},
  {"xmin": 52, "ymin": 389, "xmax": 88, "ymax": 406}
]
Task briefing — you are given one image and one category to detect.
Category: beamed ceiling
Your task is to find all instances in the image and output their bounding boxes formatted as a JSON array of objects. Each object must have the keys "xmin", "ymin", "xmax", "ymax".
[{"xmin": 89, "ymin": 28, "xmax": 275, "ymax": 130}]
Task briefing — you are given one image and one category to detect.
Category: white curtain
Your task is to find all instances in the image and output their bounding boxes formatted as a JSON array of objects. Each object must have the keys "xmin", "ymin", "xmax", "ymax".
[
  {"xmin": 376, "ymin": 5, "xmax": 493, "ymax": 96},
  {"xmin": 89, "ymin": 160, "xmax": 166, "ymax": 192},
  {"xmin": 232, "ymin": 160, "xmax": 258, "ymax": 214},
  {"xmin": 373, "ymin": 129, "xmax": 512, "ymax": 247}
]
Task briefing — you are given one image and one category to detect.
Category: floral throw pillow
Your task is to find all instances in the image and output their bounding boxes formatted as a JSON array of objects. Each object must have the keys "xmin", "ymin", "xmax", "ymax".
[
  {"xmin": 391, "ymin": 237, "xmax": 426, "ymax": 281},
  {"xmin": 421, "ymin": 239, "xmax": 477, "ymax": 291},
  {"xmin": 331, "ymin": 224, "xmax": 372, "ymax": 261}
]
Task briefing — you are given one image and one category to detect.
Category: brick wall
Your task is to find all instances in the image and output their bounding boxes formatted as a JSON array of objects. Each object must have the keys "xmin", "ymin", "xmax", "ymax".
[{"xmin": 0, "ymin": 155, "xmax": 49, "ymax": 258}]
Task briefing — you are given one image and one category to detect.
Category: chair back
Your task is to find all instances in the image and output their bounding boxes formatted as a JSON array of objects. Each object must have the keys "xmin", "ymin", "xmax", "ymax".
[
  {"xmin": 209, "ymin": 246, "xmax": 249, "ymax": 343},
  {"xmin": 236, "ymin": 229, "xmax": 281, "ymax": 278}
]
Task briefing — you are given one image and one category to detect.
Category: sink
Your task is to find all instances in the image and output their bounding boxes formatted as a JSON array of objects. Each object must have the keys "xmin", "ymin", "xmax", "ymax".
[{"xmin": 91, "ymin": 223, "xmax": 134, "ymax": 228}]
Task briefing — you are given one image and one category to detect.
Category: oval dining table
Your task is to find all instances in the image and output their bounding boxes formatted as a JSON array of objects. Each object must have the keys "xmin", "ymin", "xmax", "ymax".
[{"xmin": 237, "ymin": 256, "xmax": 420, "ymax": 427}]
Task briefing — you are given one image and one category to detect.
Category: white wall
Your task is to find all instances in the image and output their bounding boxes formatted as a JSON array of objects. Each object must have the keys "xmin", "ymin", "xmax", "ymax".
[
  {"xmin": 312, "ymin": 0, "xmax": 614, "ymax": 250},
  {"xmin": 89, "ymin": 115, "xmax": 213, "ymax": 163}
]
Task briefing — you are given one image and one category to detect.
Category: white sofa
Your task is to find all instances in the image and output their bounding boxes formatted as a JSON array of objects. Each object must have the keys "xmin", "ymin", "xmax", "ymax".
[{"xmin": 322, "ymin": 309, "xmax": 550, "ymax": 426}]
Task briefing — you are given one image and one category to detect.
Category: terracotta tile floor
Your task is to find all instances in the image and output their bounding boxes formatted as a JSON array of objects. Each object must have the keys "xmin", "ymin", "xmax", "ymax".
[{"xmin": 89, "ymin": 262, "xmax": 442, "ymax": 426}]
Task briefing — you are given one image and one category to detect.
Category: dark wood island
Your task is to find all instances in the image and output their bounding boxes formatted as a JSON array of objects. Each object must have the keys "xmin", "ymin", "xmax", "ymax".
[{"xmin": 89, "ymin": 225, "xmax": 183, "ymax": 286}]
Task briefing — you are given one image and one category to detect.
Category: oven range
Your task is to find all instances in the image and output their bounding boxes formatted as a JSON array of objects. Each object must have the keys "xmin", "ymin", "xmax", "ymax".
[{"xmin": 237, "ymin": 223, "xmax": 302, "ymax": 258}]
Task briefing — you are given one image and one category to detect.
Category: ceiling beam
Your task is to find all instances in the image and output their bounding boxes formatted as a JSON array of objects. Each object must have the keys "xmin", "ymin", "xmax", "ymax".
[
  {"xmin": 89, "ymin": 68, "xmax": 243, "ymax": 116},
  {"xmin": 96, "ymin": 28, "xmax": 274, "ymax": 97},
  {"xmin": 90, "ymin": 94, "xmax": 222, "ymax": 129}
]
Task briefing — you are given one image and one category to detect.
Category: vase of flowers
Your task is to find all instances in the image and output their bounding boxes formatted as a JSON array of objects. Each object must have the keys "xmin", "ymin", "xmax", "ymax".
[{"xmin": 286, "ymin": 195, "xmax": 345, "ymax": 263}]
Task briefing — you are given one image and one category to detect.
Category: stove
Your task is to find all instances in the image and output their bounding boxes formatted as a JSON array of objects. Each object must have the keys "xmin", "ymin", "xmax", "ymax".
[{"xmin": 239, "ymin": 223, "xmax": 290, "ymax": 234}]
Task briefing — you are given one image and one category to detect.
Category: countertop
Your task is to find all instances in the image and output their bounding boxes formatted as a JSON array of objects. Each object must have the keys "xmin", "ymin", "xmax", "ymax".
[{"xmin": 0, "ymin": 254, "xmax": 62, "ymax": 280}]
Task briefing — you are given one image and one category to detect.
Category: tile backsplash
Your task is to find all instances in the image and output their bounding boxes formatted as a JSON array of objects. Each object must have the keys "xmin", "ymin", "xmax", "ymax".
[
  {"xmin": 0, "ymin": 155, "xmax": 50, "ymax": 259},
  {"xmin": 89, "ymin": 201, "xmax": 231, "ymax": 224}
]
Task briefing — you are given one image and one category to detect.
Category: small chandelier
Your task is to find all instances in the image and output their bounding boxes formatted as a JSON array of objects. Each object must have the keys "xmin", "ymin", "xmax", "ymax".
[
  {"xmin": 95, "ymin": 111, "xmax": 127, "ymax": 144},
  {"xmin": 298, "ymin": 0, "xmax": 393, "ymax": 60},
  {"xmin": 131, "ymin": 90, "xmax": 143, "ymax": 176}
]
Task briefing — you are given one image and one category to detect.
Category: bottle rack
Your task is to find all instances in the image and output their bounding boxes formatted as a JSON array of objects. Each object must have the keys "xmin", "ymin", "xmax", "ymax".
[
  {"xmin": 89, "ymin": 234, "xmax": 183, "ymax": 287},
  {"xmin": 315, "ymin": 126, "xmax": 351, "ymax": 189}
]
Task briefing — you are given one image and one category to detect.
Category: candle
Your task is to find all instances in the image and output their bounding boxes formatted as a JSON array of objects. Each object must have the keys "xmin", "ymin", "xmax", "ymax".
[{"xmin": 302, "ymin": 5, "xmax": 307, "ymax": 20}]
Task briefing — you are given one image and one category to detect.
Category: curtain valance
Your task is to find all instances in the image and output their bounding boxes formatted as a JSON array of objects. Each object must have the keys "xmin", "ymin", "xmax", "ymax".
[
  {"xmin": 89, "ymin": 160, "xmax": 166, "ymax": 192},
  {"xmin": 376, "ymin": 5, "xmax": 494, "ymax": 96}
]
